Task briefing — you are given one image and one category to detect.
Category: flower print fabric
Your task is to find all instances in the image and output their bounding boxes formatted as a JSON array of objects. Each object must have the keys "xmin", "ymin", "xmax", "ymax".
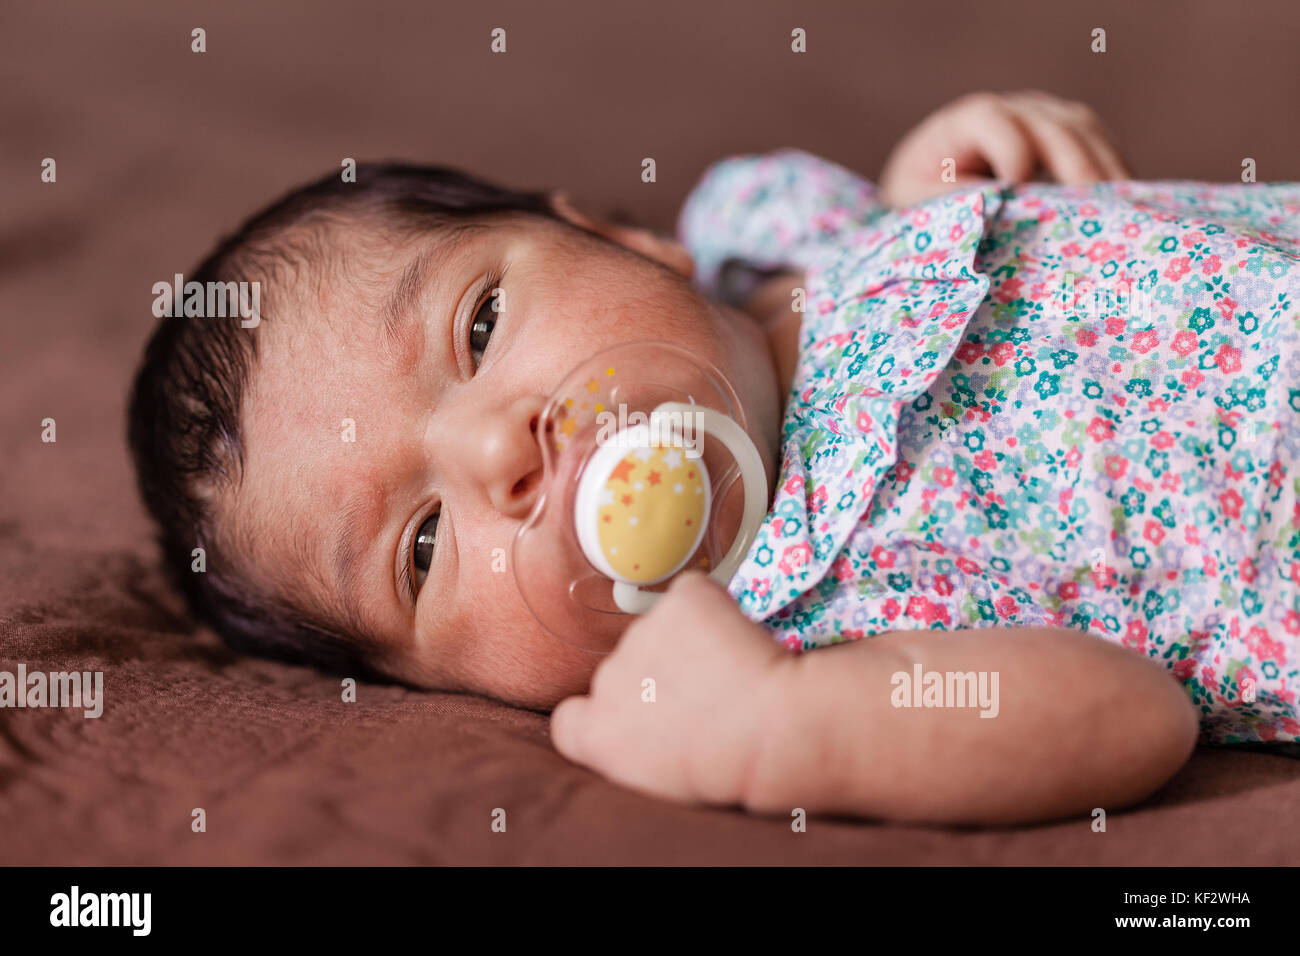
[{"xmin": 677, "ymin": 148, "xmax": 1300, "ymax": 744}]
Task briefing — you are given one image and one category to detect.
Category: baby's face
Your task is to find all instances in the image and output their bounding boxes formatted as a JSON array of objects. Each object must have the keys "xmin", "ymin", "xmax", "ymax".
[{"xmin": 228, "ymin": 210, "xmax": 781, "ymax": 708}]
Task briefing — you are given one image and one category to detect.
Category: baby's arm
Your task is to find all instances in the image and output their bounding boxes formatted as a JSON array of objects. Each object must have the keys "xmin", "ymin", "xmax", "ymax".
[
  {"xmin": 550, "ymin": 573, "xmax": 1197, "ymax": 826},
  {"xmin": 745, "ymin": 623, "xmax": 1200, "ymax": 825}
]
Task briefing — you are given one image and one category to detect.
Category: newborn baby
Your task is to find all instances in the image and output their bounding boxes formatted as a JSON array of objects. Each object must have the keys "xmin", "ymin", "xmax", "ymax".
[{"xmin": 128, "ymin": 90, "xmax": 1300, "ymax": 825}]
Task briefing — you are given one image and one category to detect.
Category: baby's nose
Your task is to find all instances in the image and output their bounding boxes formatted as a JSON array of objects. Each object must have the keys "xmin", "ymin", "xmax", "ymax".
[{"xmin": 472, "ymin": 396, "xmax": 548, "ymax": 520}]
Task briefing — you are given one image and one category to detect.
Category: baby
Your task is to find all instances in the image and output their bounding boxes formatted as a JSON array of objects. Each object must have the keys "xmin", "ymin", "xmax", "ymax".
[{"xmin": 128, "ymin": 90, "xmax": 1300, "ymax": 826}]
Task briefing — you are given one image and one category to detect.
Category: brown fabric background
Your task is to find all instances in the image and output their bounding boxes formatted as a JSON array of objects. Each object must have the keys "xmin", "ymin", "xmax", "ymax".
[{"xmin": 2, "ymin": 0, "xmax": 1298, "ymax": 865}]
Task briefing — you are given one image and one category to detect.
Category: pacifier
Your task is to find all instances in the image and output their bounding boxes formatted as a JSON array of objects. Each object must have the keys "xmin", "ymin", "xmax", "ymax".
[{"xmin": 513, "ymin": 341, "xmax": 768, "ymax": 653}]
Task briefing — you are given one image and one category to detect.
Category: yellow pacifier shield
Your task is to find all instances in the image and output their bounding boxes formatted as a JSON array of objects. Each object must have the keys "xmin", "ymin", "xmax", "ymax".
[
  {"xmin": 575, "ymin": 429, "xmax": 711, "ymax": 587},
  {"xmin": 596, "ymin": 446, "xmax": 707, "ymax": 583}
]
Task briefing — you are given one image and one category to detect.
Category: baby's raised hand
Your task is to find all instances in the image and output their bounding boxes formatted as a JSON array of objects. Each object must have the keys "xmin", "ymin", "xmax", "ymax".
[
  {"xmin": 878, "ymin": 90, "xmax": 1131, "ymax": 208},
  {"xmin": 549, "ymin": 571, "xmax": 789, "ymax": 807}
]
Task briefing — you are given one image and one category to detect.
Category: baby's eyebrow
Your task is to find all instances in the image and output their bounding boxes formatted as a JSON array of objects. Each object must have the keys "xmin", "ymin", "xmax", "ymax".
[
  {"xmin": 379, "ymin": 222, "xmax": 490, "ymax": 374},
  {"xmin": 330, "ymin": 489, "xmax": 384, "ymax": 616},
  {"xmin": 380, "ymin": 251, "xmax": 435, "ymax": 375}
]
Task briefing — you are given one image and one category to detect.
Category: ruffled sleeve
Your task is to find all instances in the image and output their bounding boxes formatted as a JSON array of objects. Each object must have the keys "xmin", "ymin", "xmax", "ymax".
[
  {"xmin": 727, "ymin": 183, "xmax": 1008, "ymax": 622},
  {"xmin": 676, "ymin": 149, "xmax": 890, "ymax": 305}
]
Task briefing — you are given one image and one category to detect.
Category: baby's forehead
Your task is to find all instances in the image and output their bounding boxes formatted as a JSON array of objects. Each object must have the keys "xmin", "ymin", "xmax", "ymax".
[
  {"xmin": 295, "ymin": 216, "xmax": 435, "ymax": 304},
  {"xmin": 254, "ymin": 218, "xmax": 435, "ymax": 350}
]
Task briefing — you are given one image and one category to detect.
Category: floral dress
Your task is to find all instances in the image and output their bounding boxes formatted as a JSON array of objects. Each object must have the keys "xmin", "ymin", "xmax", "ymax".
[{"xmin": 677, "ymin": 148, "xmax": 1300, "ymax": 745}]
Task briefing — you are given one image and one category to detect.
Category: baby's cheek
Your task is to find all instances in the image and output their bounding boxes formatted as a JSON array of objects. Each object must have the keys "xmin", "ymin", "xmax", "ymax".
[
  {"xmin": 461, "ymin": 617, "xmax": 601, "ymax": 709},
  {"xmin": 411, "ymin": 585, "xmax": 600, "ymax": 709}
]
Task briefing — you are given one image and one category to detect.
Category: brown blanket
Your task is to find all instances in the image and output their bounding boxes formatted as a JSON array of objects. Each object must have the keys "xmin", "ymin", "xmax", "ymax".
[{"xmin": 3, "ymin": 0, "xmax": 1298, "ymax": 865}]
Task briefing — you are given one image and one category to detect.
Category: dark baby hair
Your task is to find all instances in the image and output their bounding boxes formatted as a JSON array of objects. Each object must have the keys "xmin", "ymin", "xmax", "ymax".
[{"xmin": 126, "ymin": 163, "xmax": 565, "ymax": 675}]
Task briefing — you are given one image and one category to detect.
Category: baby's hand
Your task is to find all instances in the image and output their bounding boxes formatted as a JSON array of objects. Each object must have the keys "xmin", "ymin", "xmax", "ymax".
[
  {"xmin": 878, "ymin": 90, "xmax": 1131, "ymax": 208},
  {"xmin": 549, "ymin": 571, "xmax": 788, "ymax": 806}
]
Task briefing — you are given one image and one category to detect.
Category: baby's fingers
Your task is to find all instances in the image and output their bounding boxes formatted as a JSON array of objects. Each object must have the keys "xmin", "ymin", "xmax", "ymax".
[
  {"xmin": 549, "ymin": 694, "xmax": 592, "ymax": 763},
  {"xmin": 1010, "ymin": 104, "xmax": 1105, "ymax": 184},
  {"xmin": 949, "ymin": 95, "xmax": 1038, "ymax": 183},
  {"xmin": 1008, "ymin": 91, "xmax": 1130, "ymax": 182},
  {"xmin": 1074, "ymin": 114, "xmax": 1131, "ymax": 180}
]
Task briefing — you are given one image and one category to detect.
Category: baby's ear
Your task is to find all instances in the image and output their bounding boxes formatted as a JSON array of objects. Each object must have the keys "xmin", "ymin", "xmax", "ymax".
[{"xmin": 547, "ymin": 190, "xmax": 695, "ymax": 280}]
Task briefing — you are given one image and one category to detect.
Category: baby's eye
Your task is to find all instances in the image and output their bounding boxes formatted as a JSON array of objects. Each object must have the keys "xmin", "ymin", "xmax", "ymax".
[
  {"xmin": 469, "ymin": 291, "xmax": 499, "ymax": 369},
  {"xmin": 412, "ymin": 507, "xmax": 440, "ymax": 588}
]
